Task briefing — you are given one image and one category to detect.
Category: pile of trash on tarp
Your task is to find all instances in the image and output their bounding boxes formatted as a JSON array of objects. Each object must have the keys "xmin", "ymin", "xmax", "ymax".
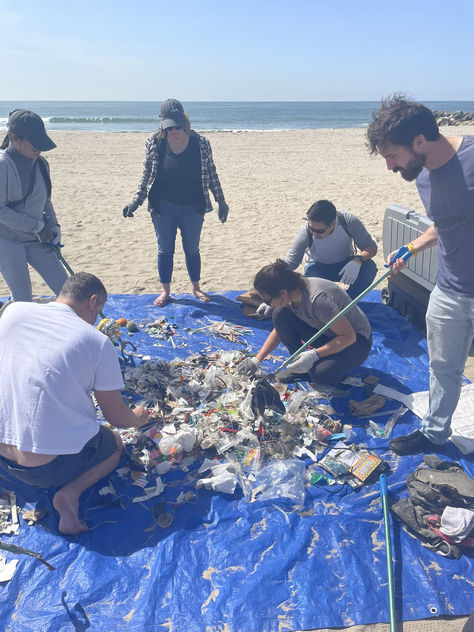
[{"xmin": 112, "ymin": 350, "xmax": 388, "ymax": 511}]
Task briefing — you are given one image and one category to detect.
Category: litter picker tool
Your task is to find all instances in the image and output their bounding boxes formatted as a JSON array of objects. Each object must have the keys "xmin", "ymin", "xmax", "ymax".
[
  {"xmin": 51, "ymin": 245, "xmax": 106, "ymax": 320},
  {"xmin": 248, "ymin": 252, "xmax": 412, "ymax": 413},
  {"xmin": 0, "ymin": 540, "xmax": 55, "ymax": 571},
  {"xmin": 269, "ymin": 251, "xmax": 413, "ymax": 380},
  {"xmin": 380, "ymin": 474, "xmax": 396, "ymax": 631}
]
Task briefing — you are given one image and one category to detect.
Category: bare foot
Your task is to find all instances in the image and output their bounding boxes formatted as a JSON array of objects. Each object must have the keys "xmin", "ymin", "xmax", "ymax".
[
  {"xmin": 192, "ymin": 288, "xmax": 210, "ymax": 302},
  {"xmin": 53, "ymin": 489, "xmax": 88, "ymax": 535},
  {"xmin": 154, "ymin": 292, "xmax": 170, "ymax": 307}
]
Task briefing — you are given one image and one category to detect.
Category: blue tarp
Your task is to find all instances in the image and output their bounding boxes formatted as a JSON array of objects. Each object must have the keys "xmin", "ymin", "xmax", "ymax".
[{"xmin": 0, "ymin": 290, "xmax": 473, "ymax": 632}]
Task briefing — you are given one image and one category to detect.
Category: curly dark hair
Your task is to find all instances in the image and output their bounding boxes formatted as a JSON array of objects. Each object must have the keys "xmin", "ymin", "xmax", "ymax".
[
  {"xmin": 367, "ymin": 93, "xmax": 440, "ymax": 154},
  {"xmin": 254, "ymin": 259, "xmax": 306, "ymax": 298}
]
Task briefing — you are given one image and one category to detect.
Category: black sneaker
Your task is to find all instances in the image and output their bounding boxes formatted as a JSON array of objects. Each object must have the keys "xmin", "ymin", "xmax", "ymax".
[{"xmin": 389, "ymin": 430, "xmax": 443, "ymax": 456}]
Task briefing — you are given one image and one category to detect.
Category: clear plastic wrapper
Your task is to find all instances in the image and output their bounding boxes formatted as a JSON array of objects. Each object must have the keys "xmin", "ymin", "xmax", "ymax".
[{"xmin": 240, "ymin": 458, "xmax": 306, "ymax": 505}]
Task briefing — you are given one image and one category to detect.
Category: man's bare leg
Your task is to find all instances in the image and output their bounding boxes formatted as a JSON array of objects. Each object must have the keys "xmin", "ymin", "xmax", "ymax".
[{"xmin": 53, "ymin": 432, "xmax": 122, "ymax": 535}]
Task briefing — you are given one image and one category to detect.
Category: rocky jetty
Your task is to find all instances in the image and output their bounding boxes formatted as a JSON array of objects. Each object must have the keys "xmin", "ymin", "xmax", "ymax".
[{"xmin": 432, "ymin": 110, "xmax": 474, "ymax": 126}]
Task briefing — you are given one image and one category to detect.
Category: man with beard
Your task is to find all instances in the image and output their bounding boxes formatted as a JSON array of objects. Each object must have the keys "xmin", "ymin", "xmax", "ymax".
[{"xmin": 367, "ymin": 94, "xmax": 474, "ymax": 455}]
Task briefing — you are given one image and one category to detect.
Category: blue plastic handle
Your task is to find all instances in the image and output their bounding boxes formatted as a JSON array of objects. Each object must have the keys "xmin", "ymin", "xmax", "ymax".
[
  {"xmin": 380, "ymin": 473, "xmax": 388, "ymax": 495},
  {"xmin": 385, "ymin": 247, "xmax": 414, "ymax": 268}
]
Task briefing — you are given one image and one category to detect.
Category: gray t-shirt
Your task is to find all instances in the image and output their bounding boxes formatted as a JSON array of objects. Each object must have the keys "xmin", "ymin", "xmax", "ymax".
[
  {"xmin": 416, "ymin": 135, "xmax": 474, "ymax": 297},
  {"xmin": 285, "ymin": 211, "xmax": 377, "ymax": 267},
  {"xmin": 289, "ymin": 277, "xmax": 372, "ymax": 341}
]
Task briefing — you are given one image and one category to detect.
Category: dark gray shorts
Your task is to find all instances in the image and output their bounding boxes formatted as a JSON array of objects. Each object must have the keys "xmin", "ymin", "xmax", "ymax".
[{"xmin": 0, "ymin": 425, "xmax": 118, "ymax": 488}]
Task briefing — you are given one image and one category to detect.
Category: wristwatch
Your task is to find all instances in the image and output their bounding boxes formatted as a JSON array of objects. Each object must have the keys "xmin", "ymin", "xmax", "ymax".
[{"xmin": 353, "ymin": 255, "xmax": 364, "ymax": 264}]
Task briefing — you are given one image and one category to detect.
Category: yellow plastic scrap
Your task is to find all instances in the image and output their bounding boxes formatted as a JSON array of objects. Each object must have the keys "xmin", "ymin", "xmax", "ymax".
[
  {"xmin": 96, "ymin": 318, "xmax": 109, "ymax": 332},
  {"xmin": 96, "ymin": 318, "xmax": 121, "ymax": 340}
]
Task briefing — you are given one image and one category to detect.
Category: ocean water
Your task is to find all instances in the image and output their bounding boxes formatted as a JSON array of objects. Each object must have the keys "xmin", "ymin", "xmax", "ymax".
[{"xmin": 1, "ymin": 101, "xmax": 473, "ymax": 133}]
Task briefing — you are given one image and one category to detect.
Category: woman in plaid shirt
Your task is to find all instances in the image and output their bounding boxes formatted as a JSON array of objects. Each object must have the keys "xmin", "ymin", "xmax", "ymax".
[{"xmin": 123, "ymin": 99, "xmax": 229, "ymax": 306}]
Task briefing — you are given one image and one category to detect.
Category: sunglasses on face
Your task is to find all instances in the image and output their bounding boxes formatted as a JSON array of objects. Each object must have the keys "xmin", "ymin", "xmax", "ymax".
[
  {"xmin": 307, "ymin": 224, "xmax": 329, "ymax": 235},
  {"xmin": 166, "ymin": 126, "xmax": 182, "ymax": 131}
]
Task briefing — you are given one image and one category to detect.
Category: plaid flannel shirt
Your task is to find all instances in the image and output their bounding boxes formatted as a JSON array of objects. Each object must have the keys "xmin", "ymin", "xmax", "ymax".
[{"xmin": 131, "ymin": 132, "xmax": 225, "ymax": 214}]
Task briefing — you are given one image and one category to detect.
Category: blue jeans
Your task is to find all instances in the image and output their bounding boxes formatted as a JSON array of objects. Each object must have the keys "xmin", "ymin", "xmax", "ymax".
[
  {"xmin": 151, "ymin": 199, "xmax": 204, "ymax": 284},
  {"xmin": 422, "ymin": 285, "xmax": 474, "ymax": 444},
  {"xmin": 304, "ymin": 258, "xmax": 377, "ymax": 300},
  {"xmin": 0, "ymin": 425, "xmax": 117, "ymax": 488}
]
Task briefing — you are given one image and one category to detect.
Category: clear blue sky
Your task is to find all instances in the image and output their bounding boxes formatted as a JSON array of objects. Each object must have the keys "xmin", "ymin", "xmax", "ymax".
[{"xmin": 1, "ymin": 0, "xmax": 473, "ymax": 101}]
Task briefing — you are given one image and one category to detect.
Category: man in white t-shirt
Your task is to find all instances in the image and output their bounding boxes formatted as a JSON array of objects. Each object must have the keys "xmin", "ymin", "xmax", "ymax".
[{"xmin": 0, "ymin": 272, "xmax": 149, "ymax": 535}]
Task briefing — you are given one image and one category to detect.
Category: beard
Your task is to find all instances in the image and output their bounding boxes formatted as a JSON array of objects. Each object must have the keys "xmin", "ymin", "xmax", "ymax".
[{"xmin": 393, "ymin": 152, "xmax": 427, "ymax": 181}]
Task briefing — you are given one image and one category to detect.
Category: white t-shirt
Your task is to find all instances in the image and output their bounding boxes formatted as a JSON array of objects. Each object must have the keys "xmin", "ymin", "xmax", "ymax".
[{"xmin": 0, "ymin": 302, "xmax": 124, "ymax": 454}]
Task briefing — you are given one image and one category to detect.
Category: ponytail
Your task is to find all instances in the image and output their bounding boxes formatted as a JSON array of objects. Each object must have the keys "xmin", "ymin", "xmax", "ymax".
[
  {"xmin": 254, "ymin": 258, "xmax": 306, "ymax": 298},
  {"xmin": 0, "ymin": 132, "xmax": 10, "ymax": 150}
]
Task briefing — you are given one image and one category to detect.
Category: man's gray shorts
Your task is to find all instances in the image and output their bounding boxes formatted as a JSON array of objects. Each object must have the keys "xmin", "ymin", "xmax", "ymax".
[{"xmin": 0, "ymin": 425, "xmax": 118, "ymax": 488}]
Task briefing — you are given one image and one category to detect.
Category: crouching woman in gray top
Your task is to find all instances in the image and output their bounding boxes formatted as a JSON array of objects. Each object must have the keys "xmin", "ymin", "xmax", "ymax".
[
  {"xmin": 239, "ymin": 259, "xmax": 372, "ymax": 384},
  {"xmin": 0, "ymin": 109, "xmax": 67, "ymax": 301},
  {"xmin": 286, "ymin": 199, "xmax": 377, "ymax": 300}
]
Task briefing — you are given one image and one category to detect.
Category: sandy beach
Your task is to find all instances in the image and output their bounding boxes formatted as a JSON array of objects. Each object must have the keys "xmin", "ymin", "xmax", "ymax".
[{"xmin": 2, "ymin": 125, "xmax": 472, "ymax": 300}]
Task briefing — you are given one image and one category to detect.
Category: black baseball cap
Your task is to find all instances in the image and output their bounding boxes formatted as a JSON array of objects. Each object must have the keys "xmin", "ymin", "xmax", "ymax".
[
  {"xmin": 8, "ymin": 109, "xmax": 56, "ymax": 151},
  {"xmin": 160, "ymin": 98, "xmax": 185, "ymax": 129}
]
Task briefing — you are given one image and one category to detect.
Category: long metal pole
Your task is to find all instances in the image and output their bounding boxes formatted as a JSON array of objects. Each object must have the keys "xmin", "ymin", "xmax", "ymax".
[
  {"xmin": 380, "ymin": 474, "xmax": 396, "ymax": 631},
  {"xmin": 51, "ymin": 245, "xmax": 106, "ymax": 320}
]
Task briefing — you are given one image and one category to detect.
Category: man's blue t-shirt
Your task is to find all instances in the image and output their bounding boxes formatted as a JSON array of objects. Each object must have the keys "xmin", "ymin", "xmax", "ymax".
[{"xmin": 416, "ymin": 135, "xmax": 474, "ymax": 297}]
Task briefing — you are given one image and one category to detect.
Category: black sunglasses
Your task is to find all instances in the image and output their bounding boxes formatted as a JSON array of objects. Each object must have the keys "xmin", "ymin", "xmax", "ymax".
[
  {"xmin": 307, "ymin": 224, "xmax": 329, "ymax": 235},
  {"xmin": 166, "ymin": 126, "xmax": 182, "ymax": 131}
]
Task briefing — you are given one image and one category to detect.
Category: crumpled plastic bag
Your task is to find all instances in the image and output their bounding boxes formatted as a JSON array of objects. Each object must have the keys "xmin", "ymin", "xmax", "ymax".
[
  {"xmin": 240, "ymin": 458, "xmax": 306, "ymax": 505},
  {"xmin": 196, "ymin": 462, "xmax": 239, "ymax": 494}
]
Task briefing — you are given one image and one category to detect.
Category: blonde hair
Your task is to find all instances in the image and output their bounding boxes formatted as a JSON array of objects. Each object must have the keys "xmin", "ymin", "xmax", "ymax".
[{"xmin": 157, "ymin": 113, "xmax": 191, "ymax": 139}]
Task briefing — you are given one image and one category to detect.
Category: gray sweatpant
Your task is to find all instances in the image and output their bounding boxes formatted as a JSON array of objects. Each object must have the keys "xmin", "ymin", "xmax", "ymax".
[{"xmin": 0, "ymin": 236, "xmax": 68, "ymax": 301}]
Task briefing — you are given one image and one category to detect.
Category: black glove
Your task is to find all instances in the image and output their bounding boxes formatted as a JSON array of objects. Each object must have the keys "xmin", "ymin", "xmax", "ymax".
[
  {"xmin": 123, "ymin": 204, "xmax": 136, "ymax": 218},
  {"xmin": 218, "ymin": 202, "xmax": 229, "ymax": 224},
  {"xmin": 250, "ymin": 379, "xmax": 286, "ymax": 417},
  {"xmin": 37, "ymin": 225, "xmax": 56, "ymax": 244}
]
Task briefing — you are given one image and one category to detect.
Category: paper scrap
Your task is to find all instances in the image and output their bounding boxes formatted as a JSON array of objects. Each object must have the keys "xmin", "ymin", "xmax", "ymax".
[{"xmin": 374, "ymin": 382, "xmax": 474, "ymax": 454}]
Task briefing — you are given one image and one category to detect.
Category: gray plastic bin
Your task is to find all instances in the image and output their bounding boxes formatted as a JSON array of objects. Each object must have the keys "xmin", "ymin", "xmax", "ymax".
[{"xmin": 381, "ymin": 205, "xmax": 436, "ymax": 331}]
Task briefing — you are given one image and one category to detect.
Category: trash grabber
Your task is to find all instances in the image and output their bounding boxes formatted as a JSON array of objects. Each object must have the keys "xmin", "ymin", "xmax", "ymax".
[
  {"xmin": 0, "ymin": 540, "xmax": 55, "ymax": 571},
  {"xmin": 270, "ymin": 250, "xmax": 413, "ymax": 379},
  {"xmin": 380, "ymin": 474, "xmax": 396, "ymax": 632},
  {"xmin": 51, "ymin": 244, "xmax": 75, "ymax": 276},
  {"xmin": 51, "ymin": 245, "xmax": 106, "ymax": 319}
]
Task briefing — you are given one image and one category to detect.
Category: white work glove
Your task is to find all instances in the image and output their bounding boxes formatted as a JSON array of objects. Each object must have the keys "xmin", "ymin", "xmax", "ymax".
[
  {"xmin": 278, "ymin": 349, "xmax": 320, "ymax": 380},
  {"xmin": 256, "ymin": 302, "xmax": 273, "ymax": 319},
  {"xmin": 339, "ymin": 259, "xmax": 362, "ymax": 285},
  {"xmin": 237, "ymin": 356, "xmax": 262, "ymax": 376}
]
